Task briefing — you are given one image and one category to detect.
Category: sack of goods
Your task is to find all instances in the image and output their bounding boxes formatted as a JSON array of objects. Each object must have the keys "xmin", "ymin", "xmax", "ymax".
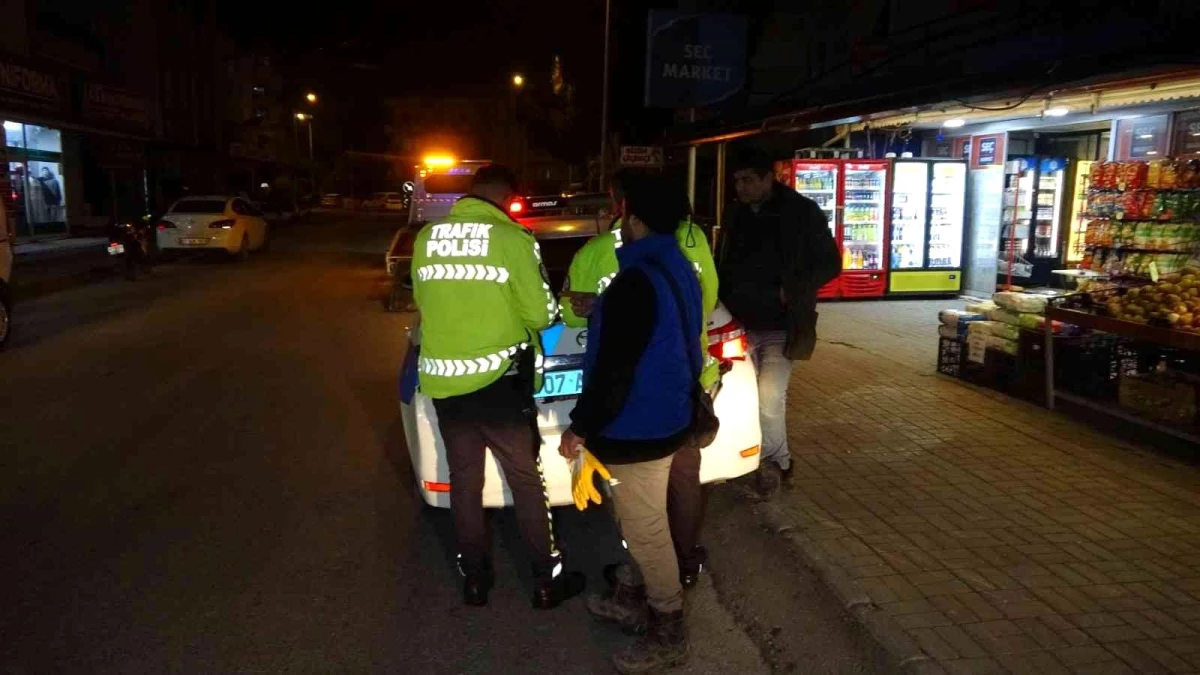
[
  {"xmin": 966, "ymin": 331, "xmax": 988, "ymax": 364},
  {"xmin": 986, "ymin": 334, "xmax": 1019, "ymax": 356},
  {"xmin": 993, "ymin": 291, "xmax": 1048, "ymax": 314},
  {"xmin": 985, "ymin": 307, "xmax": 1021, "ymax": 326},
  {"xmin": 967, "ymin": 320, "xmax": 1000, "ymax": 337},
  {"xmin": 938, "ymin": 309, "xmax": 984, "ymax": 325},
  {"xmin": 966, "ymin": 299, "xmax": 998, "ymax": 314},
  {"xmin": 1018, "ymin": 313, "xmax": 1065, "ymax": 333},
  {"xmin": 989, "ymin": 322, "xmax": 1021, "ymax": 341}
]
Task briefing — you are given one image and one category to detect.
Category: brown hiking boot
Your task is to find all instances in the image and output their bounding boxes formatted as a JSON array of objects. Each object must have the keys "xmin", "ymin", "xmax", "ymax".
[
  {"xmin": 586, "ymin": 578, "xmax": 648, "ymax": 636},
  {"xmin": 612, "ymin": 607, "xmax": 688, "ymax": 674}
]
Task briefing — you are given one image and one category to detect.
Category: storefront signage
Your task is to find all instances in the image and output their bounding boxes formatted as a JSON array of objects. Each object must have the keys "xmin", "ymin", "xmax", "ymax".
[
  {"xmin": 1115, "ymin": 115, "xmax": 1169, "ymax": 160},
  {"xmin": 644, "ymin": 11, "xmax": 747, "ymax": 108},
  {"xmin": 619, "ymin": 145, "xmax": 664, "ymax": 168},
  {"xmin": 971, "ymin": 133, "xmax": 1006, "ymax": 170},
  {"xmin": 81, "ymin": 83, "xmax": 150, "ymax": 132},
  {"xmin": 0, "ymin": 53, "xmax": 67, "ymax": 116},
  {"xmin": 1172, "ymin": 109, "xmax": 1200, "ymax": 156}
]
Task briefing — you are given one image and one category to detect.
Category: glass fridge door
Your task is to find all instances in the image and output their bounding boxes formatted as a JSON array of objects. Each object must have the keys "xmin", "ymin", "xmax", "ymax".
[
  {"xmin": 1034, "ymin": 158, "xmax": 1066, "ymax": 259},
  {"xmin": 793, "ymin": 161, "xmax": 838, "ymax": 239},
  {"xmin": 929, "ymin": 162, "xmax": 966, "ymax": 268},
  {"xmin": 1001, "ymin": 160, "xmax": 1035, "ymax": 262},
  {"xmin": 890, "ymin": 161, "xmax": 927, "ymax": 270},
  {"xmin": 842, "ymin": 162, "xmax": 887, "ymax": 271}
]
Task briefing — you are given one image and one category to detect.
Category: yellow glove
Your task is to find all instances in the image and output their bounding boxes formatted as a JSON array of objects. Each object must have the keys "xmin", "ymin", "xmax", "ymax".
[{"xmin": 571, "ymin": 450, "xmax": 612, "ymax": 511}]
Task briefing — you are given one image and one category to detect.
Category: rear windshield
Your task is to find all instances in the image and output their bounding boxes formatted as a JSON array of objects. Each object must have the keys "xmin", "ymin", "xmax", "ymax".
[
  {"xmin": 170, "ymin": 199, "xmax": 227, "ymax": 214},
  {"xmin": 422, "ymin": 175, "xmax": 472, "ymax": 195}
]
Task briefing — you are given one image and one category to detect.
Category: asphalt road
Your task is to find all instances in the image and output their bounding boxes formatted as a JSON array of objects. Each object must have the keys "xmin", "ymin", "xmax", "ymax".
[{"xmin": 1, "ymin": 213, "xmax": 895, "ymax": 674}]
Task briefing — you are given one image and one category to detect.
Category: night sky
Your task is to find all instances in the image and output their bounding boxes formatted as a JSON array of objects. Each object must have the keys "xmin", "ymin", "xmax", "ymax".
[{"xmin": 219, "ymin": 0, "xmax": 678, "ymax": 150}]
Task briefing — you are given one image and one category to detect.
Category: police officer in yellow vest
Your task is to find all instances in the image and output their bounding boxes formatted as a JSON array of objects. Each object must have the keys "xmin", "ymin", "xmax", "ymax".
[
  {"xmin": 560, "ymin": 170, "xmax": 718, "ymax": 590},
  {"xmin": 412, "ymin": 165, "xmax": 585, "ymax": 608}
]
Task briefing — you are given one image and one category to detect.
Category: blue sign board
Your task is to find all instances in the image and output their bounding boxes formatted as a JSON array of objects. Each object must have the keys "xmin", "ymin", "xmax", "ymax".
[{"xmin": 644, "ymin": 11, "xmax": 747, "ymax": 109}]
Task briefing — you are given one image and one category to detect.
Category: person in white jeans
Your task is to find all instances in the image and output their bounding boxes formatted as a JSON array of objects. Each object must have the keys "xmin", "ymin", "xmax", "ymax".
[
  {"xmin": 717, "ymin": 148, "xmax": 842, "ymax": 497},
  {"xmin": 747, "ymin": 330, "xmax": 796, "ymax": 482}
]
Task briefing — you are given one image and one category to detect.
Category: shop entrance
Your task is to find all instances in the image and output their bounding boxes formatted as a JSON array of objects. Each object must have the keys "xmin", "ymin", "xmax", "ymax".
[{"xmin": 4, "ymin": 121, "xmax": 67, "ymax": 239}]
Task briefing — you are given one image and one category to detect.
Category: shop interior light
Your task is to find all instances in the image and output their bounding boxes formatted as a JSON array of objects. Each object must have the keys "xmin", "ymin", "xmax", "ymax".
[
  {"xmin": 942, "ymin": 119, "xmax": 966, "ymax": 128},
  {"xmin": 2, "ymin": 120, "xmax": 20, "ymax": 131},
  {"xmin": 1139, "ymin": 134, "xmax": 1154, "ymax": 139},
  {"xmin": 1044, "ymin": 106, "xmax": 1070, "ymax": 117}
]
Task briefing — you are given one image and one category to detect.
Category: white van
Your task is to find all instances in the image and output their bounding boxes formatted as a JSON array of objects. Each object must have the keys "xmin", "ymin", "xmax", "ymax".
[{"xmin": 0, "ymin": 207, "xmax": 12, "ymax": 348}]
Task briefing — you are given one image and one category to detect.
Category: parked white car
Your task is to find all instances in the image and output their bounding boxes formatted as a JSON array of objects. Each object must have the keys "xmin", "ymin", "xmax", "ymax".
[
  {"xmin": 156, "ymin": 196, "xmax": 270, "ymax": 258},
  {"xmin": 0, "ymin": 206, "xmax": 12, "ymax": 349},
  {"xmin": 399, "ymin": 195, "xmax": 762, "ymax": 508}
]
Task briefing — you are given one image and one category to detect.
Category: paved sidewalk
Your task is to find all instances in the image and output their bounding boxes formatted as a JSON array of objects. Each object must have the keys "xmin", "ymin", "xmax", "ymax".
[{"xmin": 768, "ymin": 300, "xmax": 1200, "ymax": 674}]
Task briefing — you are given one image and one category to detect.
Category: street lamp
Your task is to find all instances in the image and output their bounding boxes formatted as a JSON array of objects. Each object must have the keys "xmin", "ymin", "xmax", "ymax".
[
  {"xmin": 305, "ymin": 92, "xmax": 318, "ymax": 104},
  {"xmin": 293, "ymin": 113, "xmax": 314, "ymax": 161},
  {"xmin": 512, "ymin": 73, "xmax": 524, "ymax": 88}
]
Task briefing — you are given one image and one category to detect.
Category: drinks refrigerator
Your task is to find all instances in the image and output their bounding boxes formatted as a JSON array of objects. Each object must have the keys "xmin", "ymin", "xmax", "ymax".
[
  {"xmin": 887, "ymin": 159, "xmax": 968, "ymax": 295},
  {"xmin": 792, "ymin": 159, "xmax": 891, "ymax": 298},
  {"xmin": 998, "ymin": 156, "xmax": 1068, "ymax": 286},
  {"xmin": 792, "ymin": 160, "xmax": 841, "ymax": 299}
]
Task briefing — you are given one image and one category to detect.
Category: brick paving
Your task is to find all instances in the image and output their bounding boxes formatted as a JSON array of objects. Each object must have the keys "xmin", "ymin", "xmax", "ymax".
[{"xmin": 771, "ymin": 300, "xmax": 1200, "ymax": 674}]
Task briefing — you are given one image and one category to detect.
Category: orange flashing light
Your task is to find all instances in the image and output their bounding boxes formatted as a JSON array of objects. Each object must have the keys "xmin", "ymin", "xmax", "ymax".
[
  {"xmin": 423, "ymin": 480, "xmax": 452, "ymax": 493},
  {"xmin": 740, "ymin": 446, "xmax": 761, "ymax": 458},
  {"xmin": 423, "ymin": 155, "xmax": 456, "ymax": 169}
]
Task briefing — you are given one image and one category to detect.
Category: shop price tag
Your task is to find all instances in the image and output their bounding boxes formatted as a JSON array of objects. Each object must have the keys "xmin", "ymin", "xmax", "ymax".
[{"xmin": 1149, "ymin": 261, "xmax": 1160, "ymax": 282}]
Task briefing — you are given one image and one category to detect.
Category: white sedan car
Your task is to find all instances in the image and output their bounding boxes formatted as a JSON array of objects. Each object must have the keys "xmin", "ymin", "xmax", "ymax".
[
  {"xmin": 156, "ymin": 196, "xmax": 270, "ymax": 258},
  {"xmin": 399, "ymin": 194, "xmax": 762, "ymax": 508}
]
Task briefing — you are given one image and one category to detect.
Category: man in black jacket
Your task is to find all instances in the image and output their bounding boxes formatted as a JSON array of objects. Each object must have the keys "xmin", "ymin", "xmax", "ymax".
[{"xmin": 718, "ymin": 148, "xmax": 841, "ymax": 497}]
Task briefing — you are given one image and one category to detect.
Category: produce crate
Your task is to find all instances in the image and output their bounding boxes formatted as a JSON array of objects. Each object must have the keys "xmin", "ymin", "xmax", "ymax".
[{"xmin": 937, "ymin": 337, "xmax": 963, "ymax": 377}]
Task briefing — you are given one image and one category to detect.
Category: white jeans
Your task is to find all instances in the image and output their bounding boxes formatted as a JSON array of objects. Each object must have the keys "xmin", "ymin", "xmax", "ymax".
[{"xmin": 748, "ymin": 330, "xmax": 796, "ymax": 471}]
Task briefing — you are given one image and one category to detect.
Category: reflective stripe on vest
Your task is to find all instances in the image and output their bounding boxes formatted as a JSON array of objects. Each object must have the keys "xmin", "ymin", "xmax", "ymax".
[
  {"xmin": 419, "ymin": 344, "xmax": 527, "ymax": 377},
  {"xmin": 416, "ymin": 264, "xmax": 510, "ymax": 283},
  {"xmin": 595, "ymin": 262, "xmax": 700, "ymax": 293}
]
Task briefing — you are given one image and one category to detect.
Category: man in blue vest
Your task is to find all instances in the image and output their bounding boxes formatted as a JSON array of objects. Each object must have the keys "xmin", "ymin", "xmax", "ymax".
[{"xmin": 559, "ymin": 174, "xmax": 701, "ymax": 674}]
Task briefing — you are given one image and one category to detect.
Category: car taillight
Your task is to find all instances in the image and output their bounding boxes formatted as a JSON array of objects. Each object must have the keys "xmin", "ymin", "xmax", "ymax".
[
  {"xmin": 707, "ymin": 321, "xmax": 748, "ymax": 362},
  {"xmin": 208, "ymin": 219, "xmax": 235, "ymax": 229},
  {"xmin": 156, "ymin": 220, "xmax": 176, "ymax": 231},
  {"xmin": 508, "ymin": 199, "xmax": 524, "ymax": 214}
]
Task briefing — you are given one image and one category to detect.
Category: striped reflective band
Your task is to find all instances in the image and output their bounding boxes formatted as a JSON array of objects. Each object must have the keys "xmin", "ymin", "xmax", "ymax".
[
  {"xmin": 596, "ymin": 272, "xmax": 617, "ymax": 293},
  {"xmin": 612, "ymin": 228, "xmax": 623, "ymax": 249},
  {"xmin": 416, "ymin": 264, "xmax": 509, "ymax": 283},
  {"xmin": 420, "ymin": 345, "xmax": 523, "ymax": 377},
  {"xmin": 595, "ymin": 263, "xmax": 699, "ymax": 293}
]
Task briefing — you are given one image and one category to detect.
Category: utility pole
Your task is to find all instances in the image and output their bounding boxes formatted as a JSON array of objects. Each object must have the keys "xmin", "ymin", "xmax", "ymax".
[{"xmin": 599, "ymin": 0, "xmax": 611, "ymax": 191}]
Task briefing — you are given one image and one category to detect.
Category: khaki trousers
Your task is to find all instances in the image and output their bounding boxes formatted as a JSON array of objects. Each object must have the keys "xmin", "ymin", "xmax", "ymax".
[{"xmin": 608, "ymin": 454, "xmax": 683, "ymax": 613}]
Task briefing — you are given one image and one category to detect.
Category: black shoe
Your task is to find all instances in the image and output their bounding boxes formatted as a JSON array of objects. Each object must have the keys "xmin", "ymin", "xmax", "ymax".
[
  {"xmin": 780, "ymin": 463, "xmax": 794, "ymax": 483},
  {"xmin": 463, "ymin": 574, "xmax": 492, "ymax": 606},
  {"xmin": 612, "ymin": 607, "xmax": 689, "ymax": 674},
  {"xmin": 532, "ymin": 571, "xmax": 587, "ymax": 610},
  {"xmin": 756, "ymin": 463, "xmax": 783, "ymax": 498},
  {"xmin": 678, "ymin": 546, "xmax": 708, "ymax": 590},
  {"xmin": 459, "ymin": 555, "xmax": 493, "ymax": 607}
]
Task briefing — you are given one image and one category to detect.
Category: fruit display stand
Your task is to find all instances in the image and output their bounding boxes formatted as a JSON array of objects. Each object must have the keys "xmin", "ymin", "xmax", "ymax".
[{"xmin": 1044, "ymin": 295, "xmax": 1200, "ymax": 443}]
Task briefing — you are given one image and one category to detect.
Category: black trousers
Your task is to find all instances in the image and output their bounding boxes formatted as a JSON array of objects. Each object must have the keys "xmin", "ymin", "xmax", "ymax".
[
  {"xmin": 432, "ymin": 376, "xmax": 560, "ymax": 578},
  {"xmin": 667, "ymin": 443, "xmax": 705, "ymax": 567}
]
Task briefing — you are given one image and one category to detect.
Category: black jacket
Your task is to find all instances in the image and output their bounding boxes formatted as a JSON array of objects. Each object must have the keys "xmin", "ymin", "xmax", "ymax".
[{"xmin": 719, "ymin": 183, "xmax": 841, "ymax": 360}]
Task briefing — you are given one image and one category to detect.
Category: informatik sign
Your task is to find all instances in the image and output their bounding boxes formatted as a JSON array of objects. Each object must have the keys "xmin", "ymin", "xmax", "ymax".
[
  {"xmin": 644, "ymin": 11, "xmax": 746, "ymax": 109},
  {"xmin": 619, "ymin": 146, "xmax": 664, "ymax": 168}
]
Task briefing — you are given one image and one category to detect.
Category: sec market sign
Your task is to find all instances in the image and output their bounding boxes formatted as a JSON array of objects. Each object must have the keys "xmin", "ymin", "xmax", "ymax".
[{"xmin": 645, "ymin": 11, "xmax": 747, "ymax": 109}]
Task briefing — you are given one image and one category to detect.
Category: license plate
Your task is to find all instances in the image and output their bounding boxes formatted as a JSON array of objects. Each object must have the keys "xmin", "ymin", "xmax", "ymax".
[
  {"xmin": 535, "ymin": 369, "xmax": 584, "ymax": 399},
  {"xmin": 180, "ymin": 237, "xmax": 208, "ymax": 245},
  {"xmin": 107, "ymin": 243, "xmax": 125, "ymax": 255}
]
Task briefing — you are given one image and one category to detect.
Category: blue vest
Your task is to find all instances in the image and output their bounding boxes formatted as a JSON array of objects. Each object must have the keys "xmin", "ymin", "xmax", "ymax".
[{"xmin": 584, "ymin": 233, "xmax": 703, "ymax": 441}]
